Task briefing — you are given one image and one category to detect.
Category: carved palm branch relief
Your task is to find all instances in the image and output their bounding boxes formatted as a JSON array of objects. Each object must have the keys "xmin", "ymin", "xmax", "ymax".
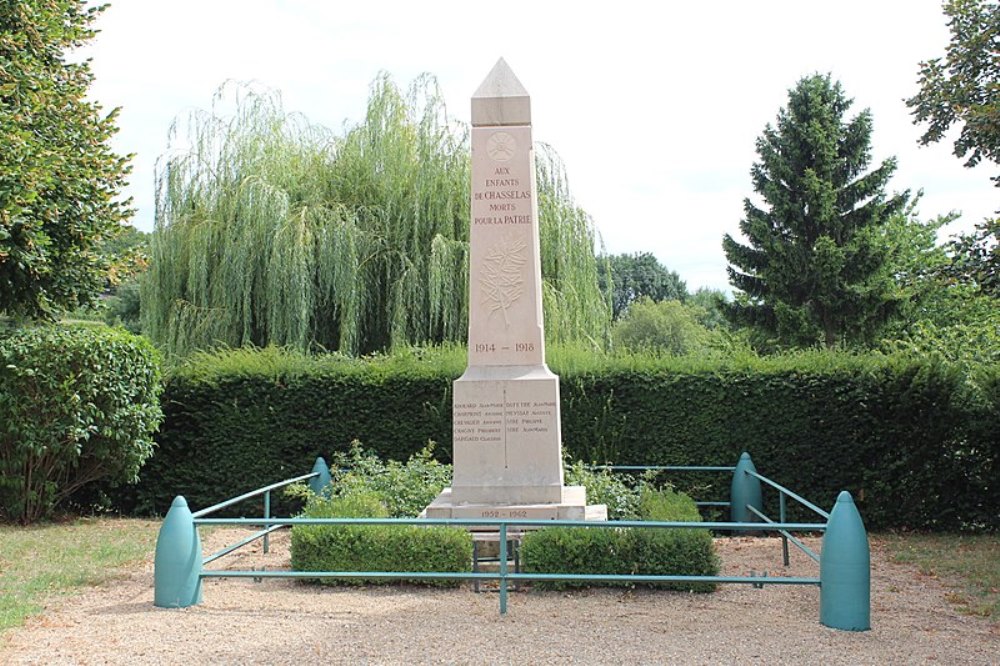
[{"xmin": 480, "ymin": 235, "xmax": 527, "ymax": 327}]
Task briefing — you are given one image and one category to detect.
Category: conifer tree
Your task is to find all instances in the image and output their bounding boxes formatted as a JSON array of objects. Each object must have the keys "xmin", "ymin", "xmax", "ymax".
[{"xmin": 722, "ymin": 74, "xmax": 907, "ymax": 348}]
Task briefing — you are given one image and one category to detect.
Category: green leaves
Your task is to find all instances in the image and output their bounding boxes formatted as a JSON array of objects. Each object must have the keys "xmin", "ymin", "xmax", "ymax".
[
  {"xmin": 290, "ymin": 489, "xmax": 472, "ymax": 586},
  {"xmin": 596, "ymin": 252, "xmax": 687, "ymax": 320},
  {"xmin": 0, "ymin": 1, "xmax": 132, "ymax": 319},
  {"xmin": 145, "ymin": 76, "xmax": 609, "ymax": 358},
  {"xmin": 325, "ymin": 441, "xmax": 454, "ymax": 519},
  {"xmin": 611, "ymin": 298, "xmax": 718, "ymax": 357},
  {"xmin": 907, "ymin": 0, "xmax": 1000, "ymax": 184},
  {"xmin": 520, "ymin": 487, "xmax": 718, "ymax": 591},
  {"xmin": 0, "ymin": 325, "xmax": 163, "ymax": 523}
]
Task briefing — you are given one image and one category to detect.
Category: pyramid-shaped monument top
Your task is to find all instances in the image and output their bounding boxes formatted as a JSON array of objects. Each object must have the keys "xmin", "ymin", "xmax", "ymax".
[{"xmin": 471, "ymin": 58, "xmax": 531, "ymax": 127}]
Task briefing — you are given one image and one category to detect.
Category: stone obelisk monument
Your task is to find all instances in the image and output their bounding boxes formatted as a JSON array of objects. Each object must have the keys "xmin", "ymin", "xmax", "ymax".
[{"xmin": 426, "ymin": 59, "xmax": 604, "ymax": 522}]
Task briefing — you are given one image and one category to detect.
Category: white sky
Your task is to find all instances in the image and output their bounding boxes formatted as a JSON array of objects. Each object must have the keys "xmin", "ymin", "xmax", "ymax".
[{"xmin": 83, "ymin": 0, "xmax": 997, "ymax": 292}]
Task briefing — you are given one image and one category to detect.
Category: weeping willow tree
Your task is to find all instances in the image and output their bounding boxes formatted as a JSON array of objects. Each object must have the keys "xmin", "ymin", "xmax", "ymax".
[{"xmin": 143, "ymin": 74, "xmax": 610, "ymax": 357}]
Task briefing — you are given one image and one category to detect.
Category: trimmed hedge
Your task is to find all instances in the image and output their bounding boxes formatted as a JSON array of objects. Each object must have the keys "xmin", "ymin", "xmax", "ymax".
[
  {"xmin": 122, "ymin": 346, "xmax": 461, "ymax": 516},
  {"xmin": 128, "ymin": 345, "xmax": 999, "ymax": 530},
  {"xmin": 520, "ymin": 487, "xmax": 719, "ymax": 591},
  {"xmin": 289, "ymin": 490, "xmax": 472, "ymax": 586},
  {"xmin": 0, "ymin": 325, "xmax": 163, "ymax": 523}
]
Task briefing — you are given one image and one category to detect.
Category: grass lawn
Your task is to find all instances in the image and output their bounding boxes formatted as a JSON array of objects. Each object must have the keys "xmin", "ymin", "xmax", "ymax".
[
  {"xmin": 879, "ymin": 532, "xmax": 1000, "ymax": 620},
  {"xmin": 0, "ymin": 518, "xmax": 160, "ymax": 633}
]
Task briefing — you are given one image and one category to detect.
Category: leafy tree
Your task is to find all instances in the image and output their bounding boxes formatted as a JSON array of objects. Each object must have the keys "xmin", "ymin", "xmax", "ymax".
[
  {"xmin": 144, "ymin": 78, "xmax": 609, "ymax": 357},
  {"xmin": 101, "ymin": 224, "xmax": 149, "ymax": 289},
  {"xmin": 906, "ymin": 0, "xmax": 1000, "ymax": 185},
  {"xmin": 597, "ymin": 252, "xmax": 687, "ymax": 320},
  {"xmin": 687, "ymin": 287, "xmax": 731, "ymax": 330},
  {"xmin": 0, "ymin": 1, "xmax": 132, "ymax": 319},
  {"xmin": 722, "ymin": 74, "xmax": 907, "ymax": 349},
  {"xmin": 878, "ymin": 198, "xmax": 1000, "ymax": 365},
  {"xmin": 104, "ymin": 278, "xmax": 141, "ymax": 333},
  {"xmin": 881, "ymin": 282, "xmax": 1000, "ymax": 364},
  {"xmin": 611, "ymin": 298, "xmax": 712, "ymax": 356},
  {"xmin": 100, "ymin": 225, "xmax": 149, "ymax": 334},
  {"xmin": 938, "ymin": 218, "xmax": 1000, "ymax": 297}
]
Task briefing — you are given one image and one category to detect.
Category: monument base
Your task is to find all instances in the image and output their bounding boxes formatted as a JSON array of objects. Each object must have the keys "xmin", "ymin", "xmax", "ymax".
[{"xmin": 423, "ymin": 485, "xmax": 608, "ymax": 527}]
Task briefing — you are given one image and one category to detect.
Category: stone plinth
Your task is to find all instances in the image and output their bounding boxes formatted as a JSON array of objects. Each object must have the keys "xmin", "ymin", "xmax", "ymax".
[
  {"xmin": 425, "ymin": 486, "xmax": 608, "ymax": 525},
  {"xmin": 451, "ymin": 365, "xmax": 561, "ymax": 504}
]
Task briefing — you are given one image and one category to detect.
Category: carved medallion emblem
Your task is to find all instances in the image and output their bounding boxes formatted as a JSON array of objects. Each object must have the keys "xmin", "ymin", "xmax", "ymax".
[{"xmin": 486, "ymin": 131, "xmax": 516, "ymax": 162}]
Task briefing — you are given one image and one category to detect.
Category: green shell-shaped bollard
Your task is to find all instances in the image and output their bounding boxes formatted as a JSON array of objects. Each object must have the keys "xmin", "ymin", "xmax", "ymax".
[
  {"xmin": 730, "ymin": 451, "xmax": 763, "ymax": 526},
  {"xmin": 153, "ymin": 496, "xmax": 203, "ymax": 608},
  {"xmin": 820, "ymin": 491, "xmax": 870, "ymax": 631},
  {"xmin": 308, "ymin": 456, "xmax": 332, "ymax": 496}
]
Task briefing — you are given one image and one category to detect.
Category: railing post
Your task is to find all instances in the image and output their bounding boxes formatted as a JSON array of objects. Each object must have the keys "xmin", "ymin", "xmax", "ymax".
[
  {"xmin": 779, "ymin": 492, "xmax": 789, "ymax": 566},
  {"xmin": 154, "ymin": 496, "xmax": 203, "ymax": 608},
  {"xmin": 263, "ymin": 490, "xmax": 271, "ymax": 554},
  {"xmin": 820, "ymin": 491, "xmax": 870, "ymax": 631},
  {"xmin": 730, "ymin": 452, "xmax": 763, "ymax": 526},
  {"xmin": 308, "ymin": 456, "xmax": 332, "ymax": 496},
  {"xmin": 499, "ymin": 523, "xmax": 509, "ymax": 616}
]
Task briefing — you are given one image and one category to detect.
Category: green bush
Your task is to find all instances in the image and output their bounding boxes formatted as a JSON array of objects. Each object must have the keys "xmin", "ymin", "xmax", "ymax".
[
  {"xmin": 0, "ymin": 326, "xmax": 163, "ymax": 523},
  {"xmin": 289, "ymin": 490, "xmax": 472, "ymax": 586},
  {"xmin": 564, "ymin": 459, "xmax": 654, "ymax": 520},
  {"xmin": 326, "ymin": 441, "xmax": 453, "ymax": 517},
  {"xmin": 521, "ymin": 487, "xmax": 719, "ymax": 591}
]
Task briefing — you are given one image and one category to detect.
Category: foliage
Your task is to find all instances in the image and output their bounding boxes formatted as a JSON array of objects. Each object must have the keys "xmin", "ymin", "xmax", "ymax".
[
  {"xmin": 882, "ymin": 283, "xmax": 1000, "ymax": 365},
  {"xmin": 289, "ymin": 489, "xmax": 471, "ymax": 586},
  {"xmin": 0, "ymin": 517, "xmax": 159, "ymax": 632},
  {"xmin": 687, "ymin": 287, "xmax": 731, "ymax": 330},
  {"xmin": 597, "ymin": 252, "xmax": 687, "ymax": 320},
  {"xmin": 723, "ymin": 74, "xmax": 908, "ymax": 349},
  {"xmin": 0, "ymin": 1, "xmax": 132, "ymax": 319},
  {"xmin": 324, "ymin": 441, "xmax": 453, "ymax": 518},
  {"xmin": 879, "ymin": 201, "xmax": 1000, "ymax": 365},
  {"xmin": 0, "ymin": 326, "xmax": 163, "ymax": 523},
  {"xmin": 143, "ymin": 77, "xmax": 609, "ymax": 358},
  {"xmin": 520, "ymin": 487, "xmax": 718, "ymax": 591},
  {"xmin": 906, "ymin": 0, "xmax": 1000, "ymax": 185},
  {"xmin": 124, "ymin": 344, "xmax": 464, "ymax": 515},
  {"xmin": 611, "ymin": 298, "xmax": 715, "ymax": 356},
  {"xmin": 122, "ymin": 345, "xmax": 998, "ymax": 531},
  {"xmin": 564, "ymin": 459, "xmax": 653, "ymax": 520},
  {"xmin": 104, "ymin": 277, "xmax": 142, "ymax": 334},
  {"xmin": 938, "ymin": 218, "xmax": 1000, "ymax": 297},
  {"xmin": 101, "ymin": 224, "xmax": 149, "ymax": 289}
]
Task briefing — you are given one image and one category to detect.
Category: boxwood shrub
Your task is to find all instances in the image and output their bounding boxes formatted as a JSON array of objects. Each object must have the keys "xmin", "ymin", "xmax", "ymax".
[
  {"xmin": 520, "ymin": 487, "xmax": 719, "ymax": 591},
  {"xmin": 290, "ymin": 490, "xmax": 472, "ymax": 586}
]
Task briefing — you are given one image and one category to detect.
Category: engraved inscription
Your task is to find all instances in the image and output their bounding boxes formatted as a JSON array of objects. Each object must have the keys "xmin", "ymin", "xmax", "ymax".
[{"xmin": 453, "ymin": 398, "xmax": 554, "ymax": 444}]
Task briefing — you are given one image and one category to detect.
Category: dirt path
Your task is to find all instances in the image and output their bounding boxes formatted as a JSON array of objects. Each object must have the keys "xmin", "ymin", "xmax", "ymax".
[{"xmin": 2, "ymin": 531, "xmax": 997, "ymax": 664}]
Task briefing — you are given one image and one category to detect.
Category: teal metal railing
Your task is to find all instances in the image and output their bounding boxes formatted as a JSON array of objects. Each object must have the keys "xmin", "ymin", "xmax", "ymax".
[{"xmin": 153, "ymin": 452, "xmax": 870, "ymax": 632}]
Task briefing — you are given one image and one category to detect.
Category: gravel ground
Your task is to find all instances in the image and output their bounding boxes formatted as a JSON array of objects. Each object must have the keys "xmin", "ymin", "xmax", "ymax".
[{"xmin": 2, "ymin": 529, "xmax": 998, "ymax": 665}]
